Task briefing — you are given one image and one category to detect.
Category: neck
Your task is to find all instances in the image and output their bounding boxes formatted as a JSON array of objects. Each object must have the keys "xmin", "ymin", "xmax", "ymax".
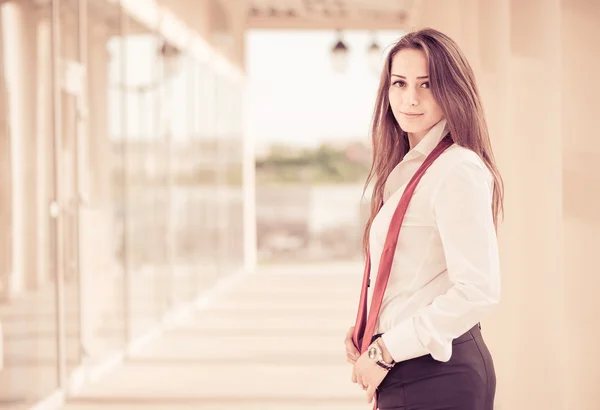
[{"xmin": 408, "ymin": 132, "xmax": 426, "ymax": 150}]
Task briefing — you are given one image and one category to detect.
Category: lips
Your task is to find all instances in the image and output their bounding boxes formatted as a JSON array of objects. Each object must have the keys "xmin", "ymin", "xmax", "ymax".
[{"xmin": 401, "ymin": 112, "xmax": 423, "ymax": 119}]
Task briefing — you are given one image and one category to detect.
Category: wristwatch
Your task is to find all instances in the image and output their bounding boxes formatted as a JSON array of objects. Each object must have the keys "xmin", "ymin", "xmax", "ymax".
[{"xmin": 367, "ymin": 338, "xmax": 395, "ymax": 371}]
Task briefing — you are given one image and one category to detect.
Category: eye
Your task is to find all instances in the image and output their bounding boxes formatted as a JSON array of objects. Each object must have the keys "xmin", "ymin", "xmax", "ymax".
[
  {"xmin": 420, "ymin": 82, "xmax": 430, "ymax": 89},
  {"xmin": 391, "ymin": 80, "xmax": 406, "ymax": 88}
]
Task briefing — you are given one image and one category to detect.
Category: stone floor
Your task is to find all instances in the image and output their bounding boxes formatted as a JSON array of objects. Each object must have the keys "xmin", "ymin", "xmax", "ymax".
[{"xmin": 58, "ymin": 262, "xmax": 371, "ymax": 410}]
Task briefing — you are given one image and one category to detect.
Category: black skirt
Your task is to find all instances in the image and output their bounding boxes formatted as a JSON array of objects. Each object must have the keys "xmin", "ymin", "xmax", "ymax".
[{"xmin": 375, "ymin": 325, "xmax": 496, "ymax": 410}]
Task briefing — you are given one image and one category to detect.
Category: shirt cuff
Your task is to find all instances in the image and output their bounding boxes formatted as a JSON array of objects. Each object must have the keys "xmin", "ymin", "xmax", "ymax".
[{"xmin": 381, "ymin": 317, "xmax": 429, "ymax": 363}]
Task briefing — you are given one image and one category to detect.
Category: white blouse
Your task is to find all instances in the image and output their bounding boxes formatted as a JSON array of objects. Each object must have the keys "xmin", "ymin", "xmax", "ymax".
[{"xmin": 368, "ymin": 119, "xmax": 501, "ymax": 363}]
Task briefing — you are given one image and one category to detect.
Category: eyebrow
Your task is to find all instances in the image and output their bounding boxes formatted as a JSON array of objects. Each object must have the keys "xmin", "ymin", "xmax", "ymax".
[{"xmin": 391, "ymin": 74, "xmax": 429, "ymax": 79}]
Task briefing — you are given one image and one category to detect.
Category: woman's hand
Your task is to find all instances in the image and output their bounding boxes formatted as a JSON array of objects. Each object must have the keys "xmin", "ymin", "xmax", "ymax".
[
  {"xmin": 344, "ymin": 326, "xmax": 360, "ymax": 364},
  {"xmin": 352, "ymin": 351, "xmax": 389, "ymax": 403}
]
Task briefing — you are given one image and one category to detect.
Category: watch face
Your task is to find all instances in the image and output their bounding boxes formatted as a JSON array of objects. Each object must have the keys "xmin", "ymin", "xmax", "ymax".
[{"xmin": 368, "ymin": 346, "xmax": 378, "ymax": 360}]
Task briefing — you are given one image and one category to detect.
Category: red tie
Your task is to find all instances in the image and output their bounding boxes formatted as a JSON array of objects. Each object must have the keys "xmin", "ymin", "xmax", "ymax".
[{"xmin": 352, "ymin": 135, "xmax": 454, "ymax": 354}]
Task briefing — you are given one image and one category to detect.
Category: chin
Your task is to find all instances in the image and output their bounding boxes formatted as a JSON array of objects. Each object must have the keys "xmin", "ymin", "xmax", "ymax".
[{"xmin": 398, "ymin": 121, "xmax": 424, "ymax": 134}]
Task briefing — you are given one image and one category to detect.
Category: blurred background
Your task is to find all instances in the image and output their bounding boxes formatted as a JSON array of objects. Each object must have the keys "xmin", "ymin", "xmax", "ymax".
[{"xmin": 0, "ymin": 0, "xmax": 598, "ymax": 410}]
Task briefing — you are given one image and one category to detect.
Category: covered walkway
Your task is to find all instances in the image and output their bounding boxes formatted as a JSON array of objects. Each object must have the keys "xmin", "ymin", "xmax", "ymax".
[
  {"xmin": 1, "ymin": 1, "xmax": 599, "ymax": 410},
  {"xmin": 55, "ymin": 263, "xmax": 366, "ymax": 410}
]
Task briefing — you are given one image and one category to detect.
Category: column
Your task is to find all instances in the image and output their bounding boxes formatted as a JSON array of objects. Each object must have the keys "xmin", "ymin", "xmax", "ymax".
[
  {"xmin": 0, "ymin": 4, "xmax": 12, "ymax": 301},
  {"xmin": 226, "ymin": 0, "xmax": 246, "ymax": 71},
  {"xmin": 223, "ymin": 2, "xmax": 255, "ymax": 272},
  {"xmin": 2, "ymin": 1, "xmax": 39, "ymax": 295},
  {"xmin": 415, "ymin": 0, "xmax": 565, "ymax": 408},
  {"xmin": 21, "ymin": 1, "xmax": 41, "ymax": 292},
  {"xmin": 241, "ymin": 76, "xmax": 256, "ymax": 273},
  {"xmin": 475, "ymin": 2, "xmax": 516, "ymax": 409},
  {"xmin": 59, "ymin": 6, "xmax": 80, "ymax": 292},
  {"xmin": 508, "ymin": 0, "xmax": 564, "ymax": 408},
  {"xmin": 79, "ymin": 20, "xmax": 115, "ymax": 355},
  {"xmin": 411, "ymin": 0, "xmax": 480, "ymax": 66},
  {"xmin": 87, "ymin": 23, "xmax": 111, "ymax": 207},
  {"xmin": 562, "ymin": 1, "xmax": 600, "ymax": 409},
  {"xmin": 35, "ymin": 7, "xmax": 54, "ymax": 290}
]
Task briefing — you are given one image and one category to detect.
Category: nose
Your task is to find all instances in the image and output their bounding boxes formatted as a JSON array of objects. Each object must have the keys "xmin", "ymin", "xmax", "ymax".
[{"xmin": 406, "ymin": 87, "xmax": 419, "ymax": 106}]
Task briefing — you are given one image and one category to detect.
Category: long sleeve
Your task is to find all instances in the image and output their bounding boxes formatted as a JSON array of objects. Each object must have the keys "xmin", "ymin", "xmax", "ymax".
[{"xmin": 381, "ymin": 158, "xmax": 501, "ymax": 363}]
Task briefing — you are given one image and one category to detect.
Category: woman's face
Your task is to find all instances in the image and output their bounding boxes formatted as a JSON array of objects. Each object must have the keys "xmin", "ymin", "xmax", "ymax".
[{"xmin": 388, "ymin": 48, "xmax": 444, "ymax": 142}]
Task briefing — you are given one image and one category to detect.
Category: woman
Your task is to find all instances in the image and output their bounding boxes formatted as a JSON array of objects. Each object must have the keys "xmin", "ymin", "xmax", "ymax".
[{"xmin": 343, "ymin": 28, "xmax": 503, "ymax": 410}]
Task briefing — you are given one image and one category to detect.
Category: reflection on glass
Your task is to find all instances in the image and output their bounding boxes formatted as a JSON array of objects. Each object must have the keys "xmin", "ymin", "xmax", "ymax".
[
  {"xmin": 0, "ymin": 1, "xmax": 246, "ymax": 408},
  {"xmin": 0, "ymin": 3, "xmax": 59, "ymax": 407}
]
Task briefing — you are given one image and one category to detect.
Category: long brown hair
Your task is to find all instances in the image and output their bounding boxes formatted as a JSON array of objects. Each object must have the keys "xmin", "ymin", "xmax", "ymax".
[{"xmin": 362, "ymin": 27, "xmax": 504, "ymax": 258}]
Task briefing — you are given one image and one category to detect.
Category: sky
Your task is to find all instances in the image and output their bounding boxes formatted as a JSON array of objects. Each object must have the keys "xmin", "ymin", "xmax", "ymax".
[{"xmin": 244, "ymin": 30, "xmax": 405, "ymax": 150}]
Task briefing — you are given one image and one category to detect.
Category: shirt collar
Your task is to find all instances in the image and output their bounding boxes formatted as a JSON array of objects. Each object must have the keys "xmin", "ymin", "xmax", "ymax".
[{"xmin": 404, "ymin": 118, "xmax": 450, "ymax": 160}]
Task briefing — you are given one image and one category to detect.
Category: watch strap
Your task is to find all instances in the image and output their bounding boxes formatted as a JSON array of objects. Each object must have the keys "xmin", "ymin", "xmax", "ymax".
[{"xmin": 375, "ymin": 360, "xmax": 394, "ymax": 371}]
